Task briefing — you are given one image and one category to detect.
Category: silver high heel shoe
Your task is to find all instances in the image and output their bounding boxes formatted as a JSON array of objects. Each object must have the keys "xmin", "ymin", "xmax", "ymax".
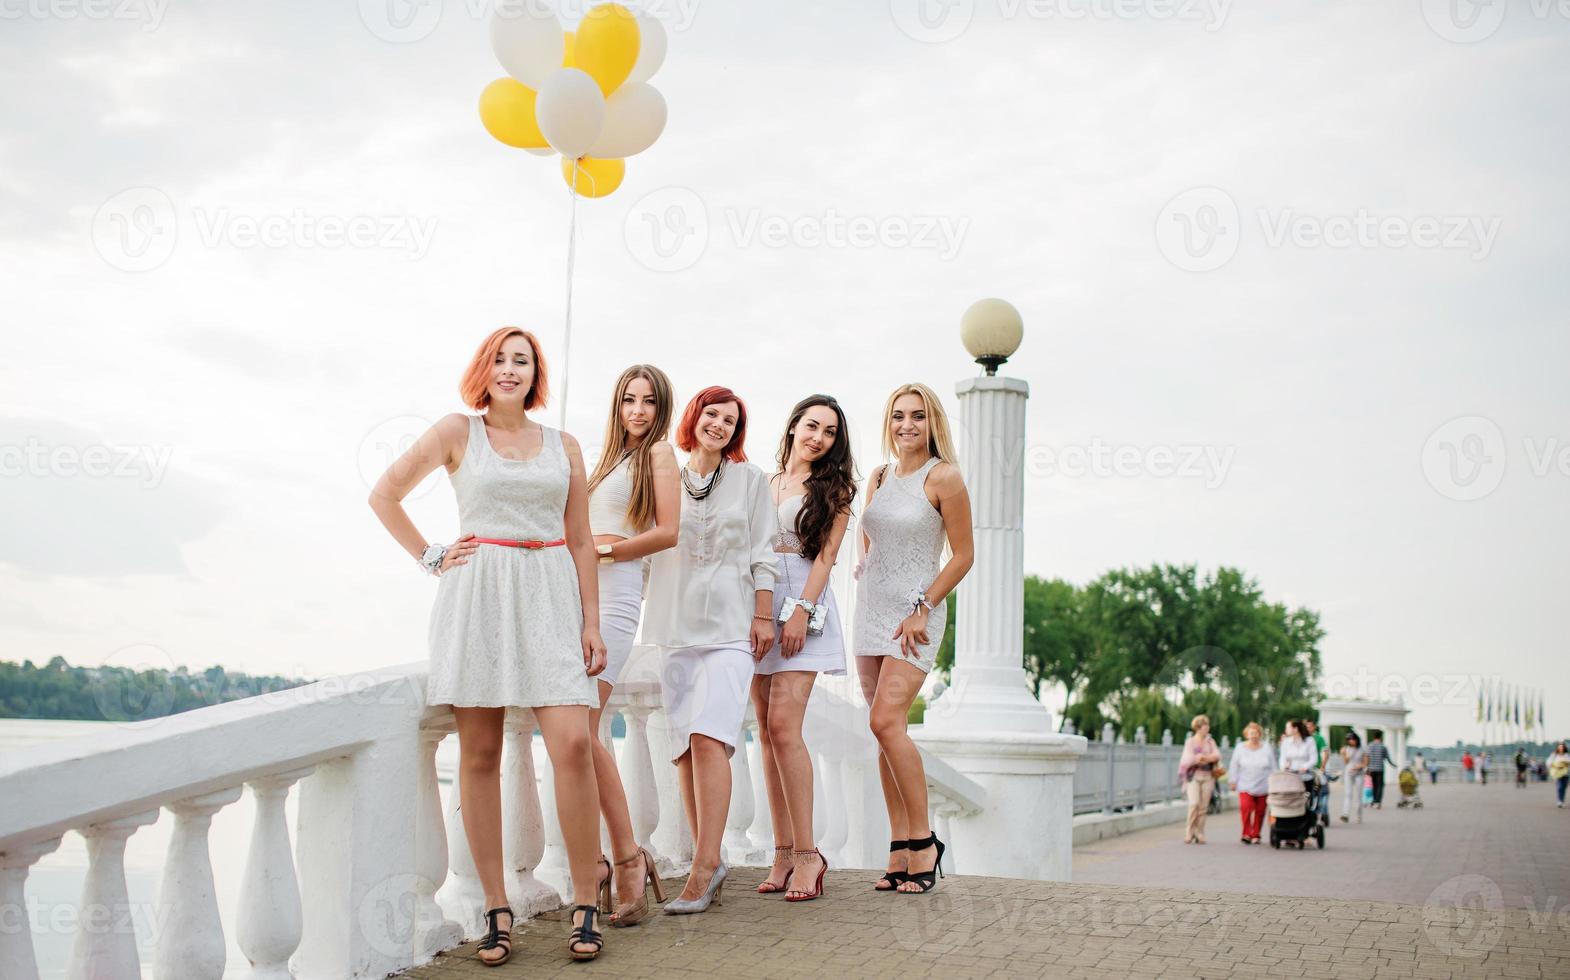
[{"xmin": 663, "ymin": 862, "xmax": 726, "ymax": 914}]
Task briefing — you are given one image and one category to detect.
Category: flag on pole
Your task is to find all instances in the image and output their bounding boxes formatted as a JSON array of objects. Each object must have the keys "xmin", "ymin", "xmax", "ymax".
[
  {"xmin": 1541, "ymin": 689, "xmax": 1546, "ymax": 728},
  {"xmin": 1486, "ymin": 679, "xmax": 1493, "ymax": 721},
  {"xmin": 1477, "ymin": 682, "xmax": 1484, "ymax": 722},
  {"xmin": 1515, "ymin": 687, "xmax": 1521, "ymax": 727}
]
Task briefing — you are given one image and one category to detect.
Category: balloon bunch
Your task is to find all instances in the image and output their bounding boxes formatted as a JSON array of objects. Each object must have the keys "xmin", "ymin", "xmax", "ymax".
[{"xmin": 479, "ymin": 0, "xmax": 667, "ymax": 199}]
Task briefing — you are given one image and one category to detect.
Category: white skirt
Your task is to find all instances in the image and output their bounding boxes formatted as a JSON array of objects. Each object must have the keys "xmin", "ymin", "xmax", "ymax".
[
  {"xmin": 657, "ymin": 642, "xmax": 754, "ymax": 763},
  {"xmin": 596, "ymin": 559, "xmax": 644, "ymax": 688},
  {"xmin": 754, "ymin": 552, "xmax": 847, "ymax": 676}
]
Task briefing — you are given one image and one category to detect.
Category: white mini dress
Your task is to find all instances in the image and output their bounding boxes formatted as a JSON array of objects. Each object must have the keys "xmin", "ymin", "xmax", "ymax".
[
  {"xmin": 425, "ymin": 416, "xmax": 596, "ymax": 709},
  {"xmin": 755, "ymin": 493, "xmax": 847, "ymax": 677},
  {"xmin": 853, "ymin": 458, "xmax": 947, "ymax": 675},
  {"xmin": 588, "ymin": 454, "xmax": 645, "ymax": 688}
]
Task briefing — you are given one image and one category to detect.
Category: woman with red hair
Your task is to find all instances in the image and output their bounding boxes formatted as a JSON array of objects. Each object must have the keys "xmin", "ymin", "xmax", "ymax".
[
  {"xmin": 643, "ymin": 385, "xmax": 778, "ymax": 915},
  {"xmin": 368, "ymin": 327, "xmax": 611, "ymax": 964}
]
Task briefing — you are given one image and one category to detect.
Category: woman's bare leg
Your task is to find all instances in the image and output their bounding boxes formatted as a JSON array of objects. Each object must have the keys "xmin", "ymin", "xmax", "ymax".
[
  {"xmin": 765, "ymin": 670, "xmax": 822, "ymax": 898},
  {"xmin": 677, "ymin": 734, "xmax": 732, "ymax": 901},
  {"xmin": 750, "ymin": 675, "xmax": 793, "ymax": 890},
  {"xmin": 866, "ymin": 658, "xmax": 935, "ymax": 892},
  {"xmin": 857, "ymin": 656, "xmax": 909, "ymax": 884},
  {"xmin": 453, "ymin": 707, "xmax": 510, "ymax": 963},
  {"xmin": 535, "ymin": 704, "xmax": 605, "ymax": 955}
]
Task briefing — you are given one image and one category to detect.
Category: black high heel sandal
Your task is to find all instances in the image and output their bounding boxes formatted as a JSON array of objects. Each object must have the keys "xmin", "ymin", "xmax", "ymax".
[
  {"xmin": 477, "ymin": 906, "xmax": 514, "ymax": 966},
  {"xmin": 874, "ymin": 839, "xmax": 908, "ymax": 891},
  {"xmin": 568, "ymin": 904, "xmax": 604, "ymax": 962},
  {"xmin": 901, "ymin": 833, "xmax": 946, "ymax": 894}
]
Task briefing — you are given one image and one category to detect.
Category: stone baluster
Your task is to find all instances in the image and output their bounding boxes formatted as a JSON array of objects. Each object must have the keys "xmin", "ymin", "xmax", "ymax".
[
  {"xmin": 1135, "ymin": 727, "xmax": 1148, "ymax": 810},
  {"xmin": 929, "ymin": 795, "xmax": 962, "ymax": 875},
  {"xmin": 504, "ymin": 722, "xmax": 562, "ymax": 918},
  {"xmin": 155, "ymin": 787, "xmax": 244, "ymax": 980},
  {"xmin": 723, "ymin": 720, "xmax": 762, "ymax": 865},
  {"xmin": 1, "ymin": 837, "xmax": 62, "ymax": 980},
  {"xmin": 619, "ymin": 703, "xmax": 661, "ymax": 861},
  {"xmin": 744, "ymin": 712, "xmax": 773, "ymax": 852},
  {"xmin": 646, "ymin": 704, "xmax": 692, "ymax": 874},
  {"xmin": 1162, "ymin": 729, "xmax": 1175, "ymax": 800},
  {"xmin": 1102, "ymin": 723, "xmax": 1117, "ymax": 815},
  {"xmin": 435, "ymin": 766, "xmax": 484, "ymax": 937},
  {"xmin": 236, "ymin": 767, "xmax": 314, "ymax": 978},
  {"xmin": 69, "ymin": 810, "xmax": 159, "ymax": 980},
  {"xmin": 817, "ymin": 753, "xmax": 849, "ymax": 868},
  {"xmin": 411, "ymin": 732, "xmax": 462, "ymax": 961}
]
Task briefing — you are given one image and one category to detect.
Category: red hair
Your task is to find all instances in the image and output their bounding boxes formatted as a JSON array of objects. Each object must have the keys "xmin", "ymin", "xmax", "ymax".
[
  {"xmin": 676, "ymin": 386, "xmax": 748, "ymax": 462},
  {"xmin": 460, "ymin": 327, "xmax": 549, "ymax": 411}
]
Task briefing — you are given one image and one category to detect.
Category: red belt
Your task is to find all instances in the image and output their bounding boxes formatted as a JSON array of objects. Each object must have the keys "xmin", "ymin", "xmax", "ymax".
[{"xmin": 473, "ymin": 537, "xmax": 567, "ymax": 549}]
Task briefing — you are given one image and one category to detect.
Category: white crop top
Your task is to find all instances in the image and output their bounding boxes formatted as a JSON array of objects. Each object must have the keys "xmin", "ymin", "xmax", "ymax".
[
  {"xmin": 588, "ymin": 455, "xmax": 638, "ymax": 538},
  {"xmin": 775, "ymin": 493, "xmax": 805, "ymax": 552}
]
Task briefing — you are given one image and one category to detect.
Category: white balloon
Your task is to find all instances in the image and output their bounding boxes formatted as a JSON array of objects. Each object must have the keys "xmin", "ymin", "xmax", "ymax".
[
  {"xmin": 490, "ymin": 0, "xmax": 564, "ymax": 90},
  {"xmin": 587, "ymin": 83, "xmax": 666, "ymax": 158},
  {"xmin": 626, "ymin": 11, "xmax": 667, "ymax": 84},
  {"xmin": 535, "ymin": 68, "xmax": 606, "ymax": 159}
]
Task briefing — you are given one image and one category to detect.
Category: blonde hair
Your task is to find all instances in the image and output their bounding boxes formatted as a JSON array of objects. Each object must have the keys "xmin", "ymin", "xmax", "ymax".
[
  {"xmin": 1191, "ymin": 714, "xmax": 1210, "ymax": 733},
  {"xmin": 880, "ymin": 382, "xmax": 959, "ymax": 468},
  {"xmin": 586, "ymin": 364, "xmax": 673, "ymax": 534},
  {"xmin": 1243, "ymin": 721, "xmax": 1263, "ymax": 739}
]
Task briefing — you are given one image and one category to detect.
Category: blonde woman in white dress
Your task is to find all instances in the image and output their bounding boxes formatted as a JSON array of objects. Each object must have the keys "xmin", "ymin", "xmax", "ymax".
[
  {"xmin": 752, "ymin": 394, "xmax": 856, "ymax": 903},
  {"xmin": 584, "ymin": 364, "xmax": 679, "ymax": 925},
  {"xmin": 368, "ymin": 327, "xmax": 610, "ymax": 964},
  {"xmin": 643, "ymin": 385, "xmax": 777, "ymax": 914},
  {"xmin": 854, "ymin": 382, "xmax": 974, "ymax": 894}
]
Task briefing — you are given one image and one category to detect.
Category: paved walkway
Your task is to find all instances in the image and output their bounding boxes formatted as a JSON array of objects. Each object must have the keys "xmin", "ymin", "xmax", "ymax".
[
  {"xmin": 400, "ymin": 781, "xmax": 1570, "ymax": 979},
  {"xmin": 1076, "ymin": 779, "xmax": 1569, "ymax": 909}
]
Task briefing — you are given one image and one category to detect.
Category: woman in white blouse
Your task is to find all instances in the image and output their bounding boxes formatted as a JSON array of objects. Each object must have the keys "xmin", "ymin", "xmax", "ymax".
[
  {"xmin": 1228, "ymin": 722, "xmax": 1275, "ymax": 844},
  {"xmin": 643, "ymin": 385, "xmax": 777, "ymax": 915},
  {"xmin": 1279, "ymin": 719, "xmax": 1317, "ymax": 773}
]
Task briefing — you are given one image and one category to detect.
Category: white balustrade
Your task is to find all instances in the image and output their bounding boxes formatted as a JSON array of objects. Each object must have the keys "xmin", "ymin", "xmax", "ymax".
[
  {"xmin": 817, "ymin": 753, "xmax": 848, "ymax": 868},
  {"xmin": 645, "ymin": 702, "xmax": 692, "ymax": 874},
  {"xmin": 723, "ymin": 716, "xmax": 763, "ymax": 865},
  {"xmin": 0, "ymin": 837, "xmax": 61, "ymax": 980},
  {"xmin": 744, "ymin": 715, "xmax": 773, "ymax": 852},
  {"xmin": 155, "ymin": 786, "xmax": 243, "ymax": 980},
  {"xmin": 412, "ymin": 732, "xmax": 461, "ymax": 963},
  {"xmin": 237, "ymin": 767, "xmax": 313, "ymax": 979},
  {"xmin": 69, "ymin": 810, "xmax": 158, "ymax": 980},
  {"xmin": 503, "ymin": 721, "xmax": 562, "ymax": 918},
  {"xmin": 435, "ymin": 765, "xmax": 485, "ymax": 936},
  {"xmin": 617, "ymin": 702, "xmax": 661, "ymax": 859}
]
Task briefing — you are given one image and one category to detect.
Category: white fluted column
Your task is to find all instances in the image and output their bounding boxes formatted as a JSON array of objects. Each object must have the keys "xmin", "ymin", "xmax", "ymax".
[
  {"xmin": 237, "ymin": 767, "xmax": 313, "ymax": 979},
  {"xmin": 503, "ymin": 723, "xmax": 561, "ymax": 917},
  {"xmin": 155, "ymin": 786, "xmax": 243, "ymax": 980},
  {"xmin": 744, "ymin": 715, "xmax": 774, "ymax": 851},
  {"xmin": 1, "ymin": 837, "xmax": 61, "ymax": 980},
  {"xmin": 724, "ymin": 718, "xmax": 763, "ymax": 865},
  {"xmin": 69, "ymin": 810, "xmax": 159, "ymax": 980}
]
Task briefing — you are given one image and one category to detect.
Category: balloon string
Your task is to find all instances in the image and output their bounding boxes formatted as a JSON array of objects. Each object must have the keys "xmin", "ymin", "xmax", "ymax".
[{"xmin": 560, "ymin": 163, "xmax": 581, "ymax": 430}]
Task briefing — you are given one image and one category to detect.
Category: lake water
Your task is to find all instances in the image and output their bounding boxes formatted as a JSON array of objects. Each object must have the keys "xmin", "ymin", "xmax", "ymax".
[{"xmin": 3, "ymin": 717, "xmax": 579, "ymax": 978}]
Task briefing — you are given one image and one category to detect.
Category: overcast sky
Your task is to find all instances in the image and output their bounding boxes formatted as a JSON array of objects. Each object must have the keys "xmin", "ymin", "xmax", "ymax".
[{"xmin": 2, "ymin": 0, "xmax": 1566, "ymax": 747}]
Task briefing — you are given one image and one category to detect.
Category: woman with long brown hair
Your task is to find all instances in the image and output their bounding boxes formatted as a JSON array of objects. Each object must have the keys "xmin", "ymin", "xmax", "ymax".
[
  {"xmin": 854, "ymin": 382, "xmax": 974, "ymax": 894},
  {"xmin": 583, "ymin": 364, "xmax": 680, "ymax": 925},
  {"xmin": 752, "ymin": 394, "xmax": 856, "ymax": 902},
  {"xmin": 368, "ymin": 327, "xmax": 609, "ymax": 963}
]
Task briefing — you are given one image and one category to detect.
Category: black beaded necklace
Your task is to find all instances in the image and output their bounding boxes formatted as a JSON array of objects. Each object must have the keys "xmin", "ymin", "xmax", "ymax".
[{"xmin": 681, "ymin": 459, "xmax": 725, "ymax": 500}]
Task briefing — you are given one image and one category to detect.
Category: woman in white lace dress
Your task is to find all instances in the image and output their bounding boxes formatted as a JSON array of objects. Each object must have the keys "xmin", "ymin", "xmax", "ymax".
[
  {"xmin": 643, "ymin": 385, "xmax": 778, "ymax": 914},
  {"xmin": 368, "ymin": 328, "xmax": 610, "ymax": 964},
  {"xmin": 583, "ymin": 364, "xmax": 680, "ymax": 925},
  {"xmin": 751, "ymin": 395, "xmax": 855, "ymax": 903},
  {"xmin": 854, "ymin": 382, "xmax": 974, "ymax": 895}
]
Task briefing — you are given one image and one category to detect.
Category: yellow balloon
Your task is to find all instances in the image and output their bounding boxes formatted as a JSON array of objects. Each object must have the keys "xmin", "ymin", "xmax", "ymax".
[
  {"xmin": 574, "ymin": 4, "xmax": 639, "ymax": 96},
  {"xmin": 562, "ymin": 30, "xmax": 575, "ymax": 68},
  {"xmin": 561, "ymin": 156, "xmax": 625, "ymax": 198},
  {"xmin": 478, "ymin": 78, "xmax": 547, "ymax": 149}
]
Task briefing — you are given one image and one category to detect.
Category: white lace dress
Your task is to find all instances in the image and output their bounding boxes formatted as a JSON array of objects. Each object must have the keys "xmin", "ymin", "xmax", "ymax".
[
  {"xmin": 853, "ymin": 457, "xmax": 947, "ymax": 674},
  {"xmin": 425, "ymin": 416, "xmax": 595, "ymax": 708}
]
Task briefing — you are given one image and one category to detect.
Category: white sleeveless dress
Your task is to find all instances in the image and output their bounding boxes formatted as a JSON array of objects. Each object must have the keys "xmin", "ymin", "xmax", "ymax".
[
  {"xmin": 853, "ymin": 457, "xmax": 947, "ymax": 674},
  {"xmin": 425, "ymin": 416, "xmax": 596, "ymax": 708},
  {"xmin": 755, "ymin": 492, "xmax": 847, "ymax": 676},
  {"xmin": 588, "ymin": 454, "xmax": 644, "ymax": 688}
]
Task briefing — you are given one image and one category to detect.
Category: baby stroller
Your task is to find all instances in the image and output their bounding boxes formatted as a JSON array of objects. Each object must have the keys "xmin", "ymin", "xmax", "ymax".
[
  {"xmin": 1396, "ymin": 766, "xmax": 1423, "ymax": 808},
  {"xmin": 1267, "ymin": 770, "xmax": 1326, "ymax": 850}
]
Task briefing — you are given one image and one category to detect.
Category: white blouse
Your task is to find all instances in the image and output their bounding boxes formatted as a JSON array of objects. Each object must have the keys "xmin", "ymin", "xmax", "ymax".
[
  {"xmin": 1279, "ymin": 736, "xmax": 1317, "ymax": 772},
  {"xmin": 643, "ymin": 460, "xmax": 778, "ymax": 648}
]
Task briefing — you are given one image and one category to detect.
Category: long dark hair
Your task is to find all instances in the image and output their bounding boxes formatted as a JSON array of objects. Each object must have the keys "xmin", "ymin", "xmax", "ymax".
[{"xmin": 775, "ymin": 394, "xmax": 857, "ymax": 562}]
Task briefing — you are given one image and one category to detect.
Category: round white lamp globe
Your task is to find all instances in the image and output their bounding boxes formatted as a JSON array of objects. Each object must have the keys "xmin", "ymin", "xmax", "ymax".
[{"xmin": 960, "ymin": 298, "xmax": 1023, "ymax": 375}]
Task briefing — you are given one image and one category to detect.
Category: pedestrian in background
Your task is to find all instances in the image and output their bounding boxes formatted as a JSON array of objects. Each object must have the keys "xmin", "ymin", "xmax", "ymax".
[
  {"xmin": 1366, "ymin": 733, "xmax": 1389, "ymax": 808},
  {"xmin": 1229, "ymin": 722, "xmax": 1275, "ymax": 844},
  {"xmin": 1548, "ymin": 743, "xmax": 1569, "ymax": 809},
  {"xmin": 1179, "ymin": 714, "xmax": 1222, "ymax": 844}
]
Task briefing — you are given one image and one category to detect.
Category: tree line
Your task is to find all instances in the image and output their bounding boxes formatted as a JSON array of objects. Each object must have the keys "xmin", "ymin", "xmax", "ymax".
[
  {"xmin": 935, "ymin": 563, "xmax": 1324, "ymax": 741},
  {"xmin": 0, "ymin": 656, "xmax": 309, "ymax": 722}
]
